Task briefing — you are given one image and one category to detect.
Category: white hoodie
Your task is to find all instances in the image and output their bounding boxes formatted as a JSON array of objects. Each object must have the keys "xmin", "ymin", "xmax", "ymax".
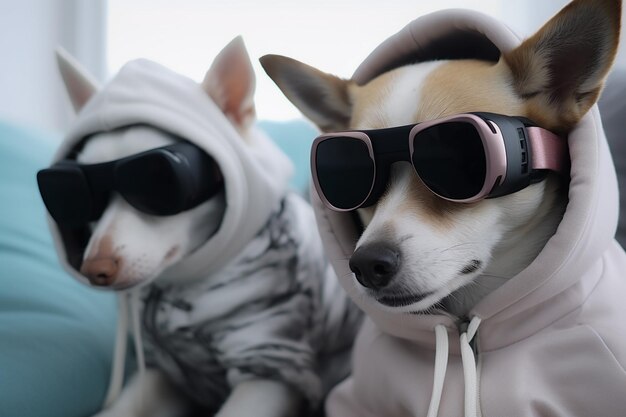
[
  {"xmin": 314, "ymin": 10, "xmax": 626, "ymax": 417},
  {"xmin": 45, "ymin": 60, "xmax": 362, "ymax": 413}
]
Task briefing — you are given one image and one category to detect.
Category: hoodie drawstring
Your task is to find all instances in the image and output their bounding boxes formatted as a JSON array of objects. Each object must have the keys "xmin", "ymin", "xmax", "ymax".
[
  {"xmin": 460, "ymin": 317, "xmax": 481, "ymax": 417},
  {"xmin": 129, "ymin": 288, "xmax": 146, "ymax": 380},
  {"xmin": 426, "ymin": 316, "xmax": 482, "ymax": 417},
  {"xmin": 103, "ymin": 292, "xmax": 129, "ymax": 407},
  {"xmin": 102, "ymin": 289, "xmax": 147, "ymax": 409},
  {"xmin": 129, "ymin": 288, "xmax": 146, "ymax": 409},
  {"xmin": 427, "ymin": 324, "xmax": 449, "ymax": 417}
]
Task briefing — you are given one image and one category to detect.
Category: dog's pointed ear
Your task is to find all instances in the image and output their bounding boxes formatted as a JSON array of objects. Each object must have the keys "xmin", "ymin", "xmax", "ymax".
[
  {"xmin": 504, "ymin": 0, "xmax": 621, "ymax": 131},
  {"xmin": 260, "ymin": 55, "xmax": 353, "ymax": 132},
  {"xmin": 203, "ymin": 36, "xmax": 256, "ymax": 132},
  {"xmin": 56, "ymin": 47, "xmax": 99, "ymax": 113}
]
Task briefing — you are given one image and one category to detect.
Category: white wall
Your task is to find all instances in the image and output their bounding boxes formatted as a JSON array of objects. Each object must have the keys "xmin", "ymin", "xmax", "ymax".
[
  {"xmin": 106, "ymin": 0, "xmax": 506, "ymax": 122},
  {"xmin": 0, "ymin": 0, "xmax": 106, "ymax": 133},
  {"xmin": 0, "ymin": 0, "xmax": 623, "ymax": 134}
]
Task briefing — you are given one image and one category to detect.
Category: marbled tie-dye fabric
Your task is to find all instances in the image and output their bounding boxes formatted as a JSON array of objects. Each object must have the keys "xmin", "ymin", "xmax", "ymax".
[{"xmin": 139, "ymin": 193, "xmax": 362, "ymax": 414}]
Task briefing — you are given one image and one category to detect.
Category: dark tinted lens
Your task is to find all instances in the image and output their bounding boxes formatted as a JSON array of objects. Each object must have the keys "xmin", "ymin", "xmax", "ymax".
[
  {"xmin": 37, "ymin": 165, "xmax": 93, "ymax": 225},
  {"xmin": 116, "ymin": 151, "xmax": 186, "ymax": 215},
  {"xmin": 412, "ymin": 122, "xmax": 486, "ymax": 199},
  {"xmin": 315, "ymin": 137, "xmax": 375, "ymax": 210}
]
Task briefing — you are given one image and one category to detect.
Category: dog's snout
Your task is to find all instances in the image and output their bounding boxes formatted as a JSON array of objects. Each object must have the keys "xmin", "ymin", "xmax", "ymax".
[
  {"xmin": 349, "ymin": 243, "xmax": 400, "ymax": 290},
  {"xmin": 80, "ymin": 257, "xmax": 120, "ymax": 286}
]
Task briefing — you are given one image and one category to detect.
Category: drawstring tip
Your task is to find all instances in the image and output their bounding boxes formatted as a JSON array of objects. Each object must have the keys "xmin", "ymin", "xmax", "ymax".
[{"xmin": 426, "ymin": 324, "xmax": 449, "ymax": 417}]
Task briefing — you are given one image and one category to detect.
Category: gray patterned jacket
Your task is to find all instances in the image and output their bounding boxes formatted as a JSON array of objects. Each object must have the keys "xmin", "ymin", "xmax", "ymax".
[{"xmin": 140, "ymin": 193, "xmax": 362, "ymax": 413}]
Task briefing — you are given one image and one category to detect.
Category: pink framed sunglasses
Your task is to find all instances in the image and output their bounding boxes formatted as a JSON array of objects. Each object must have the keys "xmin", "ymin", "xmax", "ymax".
[{"xmin": 311, "ymin": 112, "xmax": 569, "ymax": 211}]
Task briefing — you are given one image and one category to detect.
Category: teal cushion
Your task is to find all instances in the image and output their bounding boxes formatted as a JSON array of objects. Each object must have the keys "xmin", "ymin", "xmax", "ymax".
[
  {"xmin": 257, "ymin": 119, "xmax": 318, "ymax": 195},
  {"xmin": 0, "ymin": 122, "xmax": 117, "ymax": 417}
]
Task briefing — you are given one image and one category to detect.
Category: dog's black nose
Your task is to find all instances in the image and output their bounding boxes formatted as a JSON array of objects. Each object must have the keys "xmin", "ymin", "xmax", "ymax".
[{"xmin": 349, "ymin": 243, "xmax": 400, "ymax": 290}]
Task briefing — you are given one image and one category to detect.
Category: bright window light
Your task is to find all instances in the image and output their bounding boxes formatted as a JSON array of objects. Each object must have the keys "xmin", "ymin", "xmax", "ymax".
[{"xmin": 107, "ymin": 0, "xmax": 504, "ymax": 121}]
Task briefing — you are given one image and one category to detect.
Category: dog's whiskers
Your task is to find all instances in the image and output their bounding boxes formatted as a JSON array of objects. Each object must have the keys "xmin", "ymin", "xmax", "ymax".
[{"xmin": 440, "ymin": 241, "xmax": 481, "ymax": 254}]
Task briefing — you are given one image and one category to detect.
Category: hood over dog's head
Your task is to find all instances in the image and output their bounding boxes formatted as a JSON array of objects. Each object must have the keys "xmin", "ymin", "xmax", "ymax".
[
  {"xmin": 261, "ymin": 0, "xmax": 622, "ymax": 346},
  {"xmin": 47, "ymin": 37, "xmax": 293, "ymax": 290}
]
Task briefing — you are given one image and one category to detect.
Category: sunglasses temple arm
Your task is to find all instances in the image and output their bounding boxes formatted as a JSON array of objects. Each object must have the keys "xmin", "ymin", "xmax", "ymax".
[{"xmin": 527, "ymin": 127, "xmax": 570, "ymax": 174}]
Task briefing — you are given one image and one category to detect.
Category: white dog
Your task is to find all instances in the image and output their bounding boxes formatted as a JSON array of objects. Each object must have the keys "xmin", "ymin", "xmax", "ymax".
[
  {"xmin": 262, "ymin": 1, "xmax": 626, "ymax": 416},
  {"xmin": 42, "ymin": 37, "xmax": 360, "ymax": 417}
]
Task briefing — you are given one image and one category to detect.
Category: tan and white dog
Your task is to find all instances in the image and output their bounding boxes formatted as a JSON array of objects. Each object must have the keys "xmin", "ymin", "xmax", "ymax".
[
  {"xmin": 49, "ymin": 37, "xmax": 361, "ymax": 417},
  {"xmin": 262, "ymin": 2, "xmax": 626, "ymax": 415},
  {"xmin": 261, "ymin": 0, "xmax": 621, "ymax": 318}
]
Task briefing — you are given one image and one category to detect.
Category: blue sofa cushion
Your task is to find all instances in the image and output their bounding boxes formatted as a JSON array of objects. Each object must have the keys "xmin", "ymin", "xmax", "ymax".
[
  {"xmin": 257, "ymin": 119, "xmax": 318, "ymax": 195},
  {"xmin": 0, "ymin": 122, "xmax": 118, "ymax": 417}
]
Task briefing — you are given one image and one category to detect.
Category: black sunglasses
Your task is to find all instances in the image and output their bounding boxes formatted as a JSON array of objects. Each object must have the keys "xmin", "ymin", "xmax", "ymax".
[
  {"xmin": 37, "ymin": 142, "xmax": 223, "ymax": 226},
  {"xmin": 311, "ymin": 112, "xmax": 568, "ymax": 211}
]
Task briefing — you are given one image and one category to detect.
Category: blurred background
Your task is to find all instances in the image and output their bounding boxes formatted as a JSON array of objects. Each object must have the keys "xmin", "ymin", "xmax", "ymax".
[{"xmin": 2, "ymin": 0, "xmax": 625, "ymax": 135}]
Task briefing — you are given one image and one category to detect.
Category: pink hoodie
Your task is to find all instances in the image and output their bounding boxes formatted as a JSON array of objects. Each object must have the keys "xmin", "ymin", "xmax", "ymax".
[{"xmin": 314, "ymin": 10, "xmax": 626, "ymax": 417}]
